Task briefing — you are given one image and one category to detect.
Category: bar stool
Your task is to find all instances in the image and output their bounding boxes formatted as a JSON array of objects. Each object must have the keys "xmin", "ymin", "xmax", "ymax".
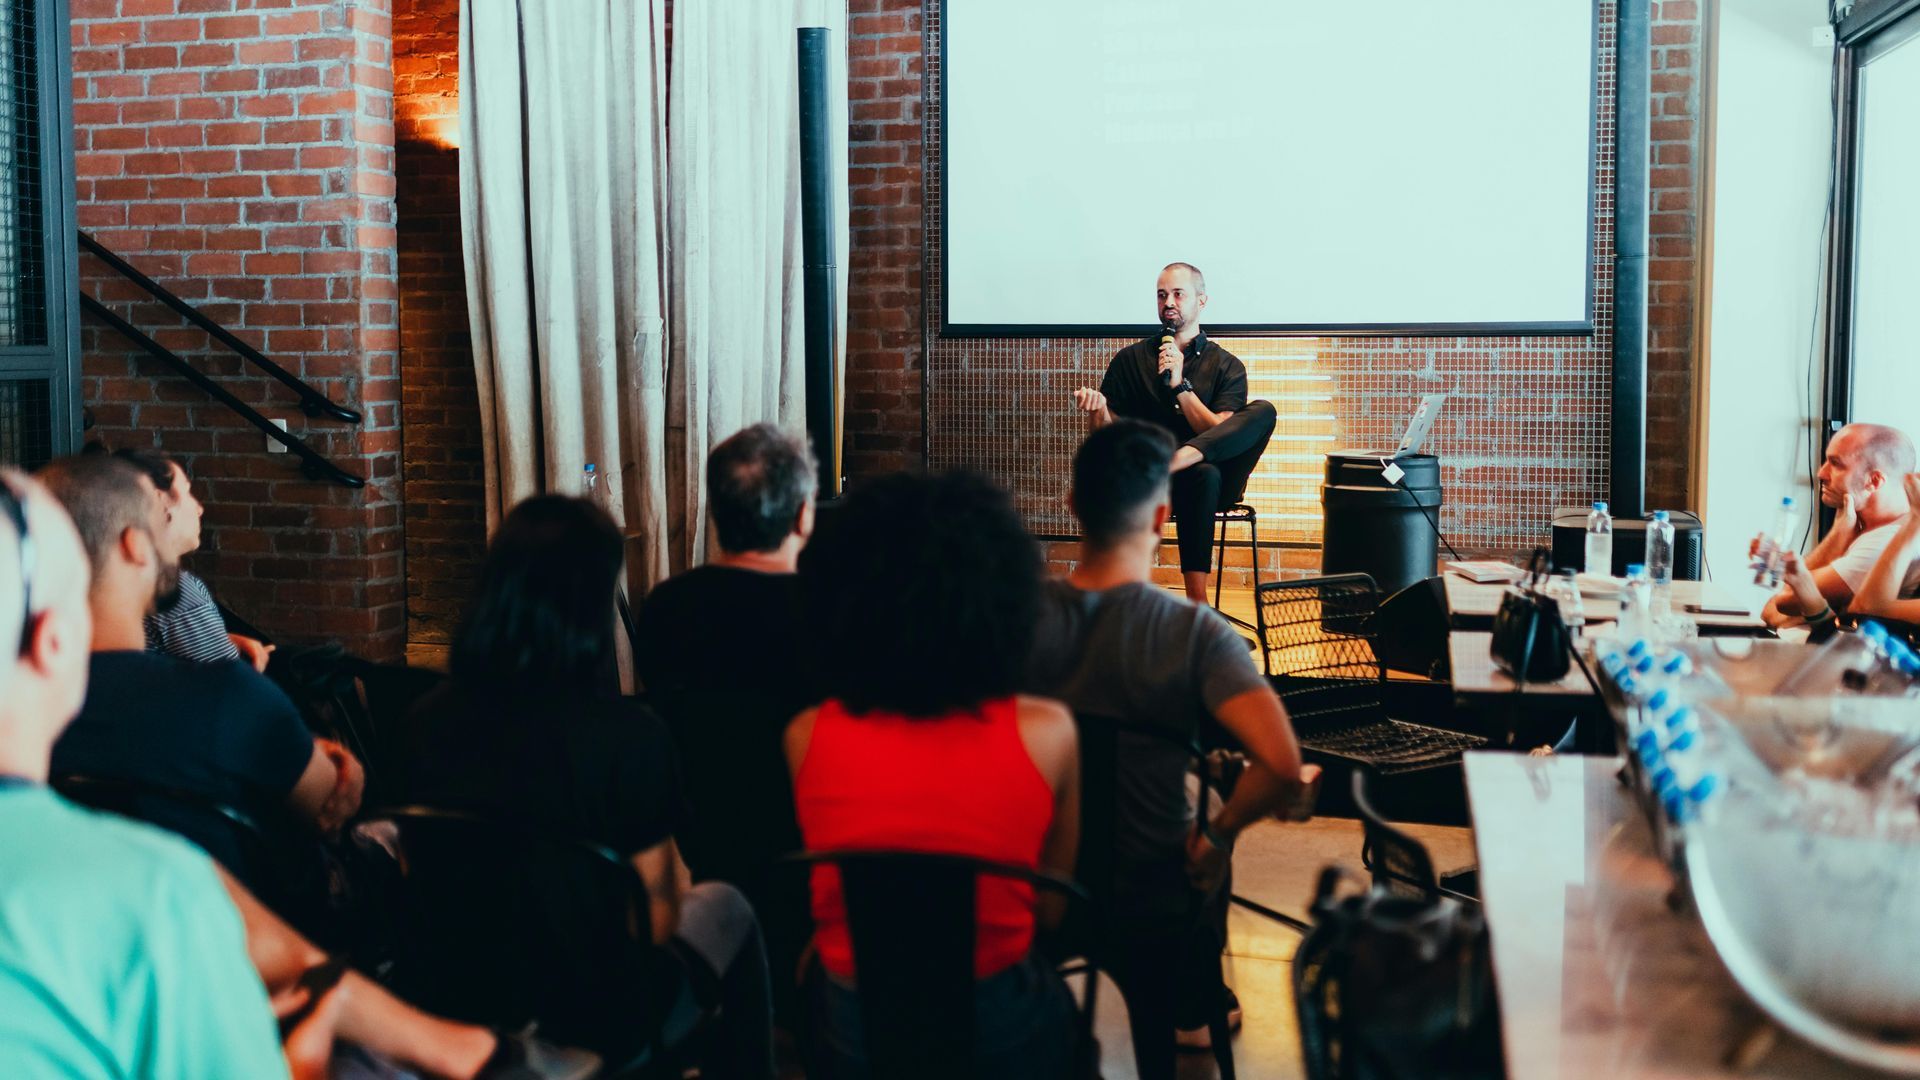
[{"xmin": 1212, "ymin": 502, "xmax": 1261, "ymax": 633}]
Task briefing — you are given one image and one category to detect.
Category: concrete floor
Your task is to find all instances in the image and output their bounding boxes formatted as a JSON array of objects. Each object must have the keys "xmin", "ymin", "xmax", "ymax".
[{"xmin": 1083, "ymin": 815, "xmax": 1477, "ymax": 1080}]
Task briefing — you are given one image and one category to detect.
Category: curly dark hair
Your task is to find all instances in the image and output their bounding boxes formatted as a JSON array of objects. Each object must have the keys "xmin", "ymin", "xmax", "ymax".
[
  {"xmin": 801, "ymin": 470, "xmax": 1041, "ymax": 717},
  {"xmin": 450, "ymin": 495, "xmax": 624, "ymax": 691}
]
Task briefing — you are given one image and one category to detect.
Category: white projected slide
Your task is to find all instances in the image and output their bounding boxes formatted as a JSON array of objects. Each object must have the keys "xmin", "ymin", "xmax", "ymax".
[
  {"xmin": 1849, "ymin": 25, "xmax": 1920, "ymax": 428},
  {"xmin": 942, "ymin": 1, "xmax": 1597, "ymax": 333}
]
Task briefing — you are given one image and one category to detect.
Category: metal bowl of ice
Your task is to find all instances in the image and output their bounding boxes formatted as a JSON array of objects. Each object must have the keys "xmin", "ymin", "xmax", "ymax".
[{"xmin": 1683, "ymin": 701, "xmax": 1920, "ymax": 1072}]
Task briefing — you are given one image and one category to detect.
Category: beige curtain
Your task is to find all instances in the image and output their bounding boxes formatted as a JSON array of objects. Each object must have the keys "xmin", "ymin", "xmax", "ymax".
[
  {"xmin": 459, "ymin": 0, "xmax": 671, "ymax": 589},
  {"xmin": 463, "ymin": 0, "xmax": 849, "ymax": 580},
  {"xmin": 667, "ymin": 1, "xmax": 847, "ymax": 569}
]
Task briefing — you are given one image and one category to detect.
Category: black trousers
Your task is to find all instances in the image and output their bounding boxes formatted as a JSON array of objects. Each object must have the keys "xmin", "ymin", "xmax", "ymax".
[{"xmin": 1169, "ymin": 400, "xmax": 1278, "ymax": 573}]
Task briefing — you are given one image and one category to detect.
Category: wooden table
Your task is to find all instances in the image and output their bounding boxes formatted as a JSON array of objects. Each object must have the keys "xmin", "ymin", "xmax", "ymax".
[
  {"xmin": 1466, "ymin": 752, "xmax": 1878, "ymax": 1078},
  {"xmin": 1444, "ymin": 574, "xmax": 1768, "ymax": 635},
  {"xmin": 1449, "ymin": 631, "xmax": 1608, "ymax": 750}
]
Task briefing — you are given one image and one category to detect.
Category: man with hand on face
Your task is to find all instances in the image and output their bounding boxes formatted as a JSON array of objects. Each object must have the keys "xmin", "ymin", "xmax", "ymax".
[
  {"xmin": 1072, "ymin": 263, "xmax": 1278, "ymax": 604},
  {"xmin": 1763, "ymin": 423, "xmax": 1915, "ymax": 629}
]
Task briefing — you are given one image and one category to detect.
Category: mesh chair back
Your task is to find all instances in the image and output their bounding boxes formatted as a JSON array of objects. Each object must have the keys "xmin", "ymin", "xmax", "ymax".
[
  {"xmin": 366, "ymin": 806, "xmax": 674, "ymax": 1062},
  {"xmin": 1256, "ymin": 574, "xmax": 1387, "ymax": 732},
  {"xmin": 1350, "ymin": 771, "xmax": 1441, "ymax": 902},
  {"xmin": 787, "ymin": 849, "xmax": 1092, "ymax": 1080}
]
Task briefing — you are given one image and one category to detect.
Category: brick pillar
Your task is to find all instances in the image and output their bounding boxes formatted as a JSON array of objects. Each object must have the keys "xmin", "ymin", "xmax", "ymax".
[
  {"xmin": 70, "ymin": 0, "xmax": 405, "ymax": 660},
  {"xmin": 394, "ymin": 0, "xmax": 481, "ymax": 651}
]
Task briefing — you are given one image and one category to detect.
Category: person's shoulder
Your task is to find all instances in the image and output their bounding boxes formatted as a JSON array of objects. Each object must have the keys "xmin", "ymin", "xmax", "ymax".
[
  {"xmin": 1013, "ymin": 694, "xmax": 1075, "ymax": 745},
  {"xmin": 5, "ymin": 790, "xmax": 222, "ymax": 891}
]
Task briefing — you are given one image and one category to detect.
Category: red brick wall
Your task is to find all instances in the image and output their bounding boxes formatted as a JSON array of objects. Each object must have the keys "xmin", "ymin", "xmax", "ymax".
[
  {"xmin": 846, "ymin": 1, "xmax": 1706, "ymax": 584},
  {"xmin": 1647, "ymin": 0, "xmax": 1702, "ymax": 512},
  {"xmin": 70, "ymin": 0, "xmax": 406, "ymax": 660},
  {"xmin": 393, "ymin": 0, "xmax": 480, "ymax": 648}
]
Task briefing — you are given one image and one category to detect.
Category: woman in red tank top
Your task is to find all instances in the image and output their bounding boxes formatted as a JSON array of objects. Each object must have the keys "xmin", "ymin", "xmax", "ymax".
[{"xmin": 785, "ymin": 471, "xmax": 1080, "ymax": 1079}]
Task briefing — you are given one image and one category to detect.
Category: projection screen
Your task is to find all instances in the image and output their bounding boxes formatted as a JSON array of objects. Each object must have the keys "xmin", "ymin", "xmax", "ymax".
[{"xmin": 941, "ymin": 1, "xmax": 1599, "ymax": 335}]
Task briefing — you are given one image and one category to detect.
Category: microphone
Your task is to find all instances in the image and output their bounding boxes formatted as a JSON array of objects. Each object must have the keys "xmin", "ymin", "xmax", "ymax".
[{"xmin": 1159, "ymin": 324, "xmax": 1177, "ymax": 387}]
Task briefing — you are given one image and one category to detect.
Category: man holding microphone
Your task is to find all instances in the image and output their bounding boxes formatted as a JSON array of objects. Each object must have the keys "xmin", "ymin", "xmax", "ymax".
[{"xmin": 1073, "ymin": 263, "xmax": 1278, "ymax": 604}]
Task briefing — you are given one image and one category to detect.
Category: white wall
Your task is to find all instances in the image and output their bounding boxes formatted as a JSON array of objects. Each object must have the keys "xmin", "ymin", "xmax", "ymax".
[
  {"xmin": 1849, "ymin": 28, "xmax": 1920, "ymax": 427},
  {"xmin": 1703, "ymin": 0, "xmax": 1834, "ymax": 592}
]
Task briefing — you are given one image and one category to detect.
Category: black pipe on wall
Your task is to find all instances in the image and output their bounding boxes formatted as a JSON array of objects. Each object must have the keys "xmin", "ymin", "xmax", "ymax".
[
  {"xmin": 1610, "ymin": 0, "xmax": 1651, "ymax": 519},
  {"xmin": 797, "ymin": 26, "xmax": 843, "ymax": 497}
]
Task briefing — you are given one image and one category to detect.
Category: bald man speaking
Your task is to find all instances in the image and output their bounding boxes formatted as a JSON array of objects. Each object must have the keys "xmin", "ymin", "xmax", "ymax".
[{"xmin": 1073, "ymin": 263, "xmax": 1278, "ymax": 604}]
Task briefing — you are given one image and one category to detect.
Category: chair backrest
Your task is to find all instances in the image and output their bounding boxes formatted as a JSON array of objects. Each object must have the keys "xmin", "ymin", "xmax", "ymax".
[
  {"xmin": 364, "ymin": 805, "xmax": 667, "ymax": 1060},
  {"xmin": 1069, "ymin": 712, "xmax": 1216, "ymax": 905},
  {"xmin": 1256, "ymin": 574, "xmax": 1389, "ymax": 734},
  {"xmin": 1349, "ymin": 770, "xmax": 1440, "ymax": 902},
  {"xmin": 786, "ymin": 849, "xmax": 1091, "ymax": 1080}
]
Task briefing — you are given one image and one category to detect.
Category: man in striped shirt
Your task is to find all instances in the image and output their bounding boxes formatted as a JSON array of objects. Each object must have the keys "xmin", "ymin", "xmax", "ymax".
[{"xmin": 113, "ymin": 450, "xmax": 273, "ymax": 671}]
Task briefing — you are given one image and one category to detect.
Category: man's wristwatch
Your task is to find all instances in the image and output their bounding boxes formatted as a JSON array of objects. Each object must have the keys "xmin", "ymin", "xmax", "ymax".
[{"xmin": 1172, "ymin": 380, "xmax": 1195, "ymax": 399}]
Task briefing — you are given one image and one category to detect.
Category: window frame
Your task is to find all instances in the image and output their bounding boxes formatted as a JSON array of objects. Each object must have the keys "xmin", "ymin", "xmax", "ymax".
[{"xmin": 0, "ymin": 0, "xmax": 79, "ymax": 463}]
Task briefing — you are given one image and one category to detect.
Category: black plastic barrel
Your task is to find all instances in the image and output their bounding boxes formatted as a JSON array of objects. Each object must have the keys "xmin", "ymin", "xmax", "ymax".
[{"xmin": 1320, "ymin": 451, "xmax": 1442, "ymax": 597}]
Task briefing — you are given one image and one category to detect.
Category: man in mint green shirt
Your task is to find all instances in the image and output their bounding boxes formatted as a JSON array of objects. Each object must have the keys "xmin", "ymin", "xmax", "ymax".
[{"xmin": 0, "ymin": 470, "xmax": 287, "ymax": 1077}]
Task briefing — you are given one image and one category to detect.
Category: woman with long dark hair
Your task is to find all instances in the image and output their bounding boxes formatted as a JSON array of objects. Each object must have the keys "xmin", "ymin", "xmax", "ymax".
[
  {"xmin": 786, "ymin": 471, "xmax": 1081, "ymax": 1077},
  {"xmin": 406, "ymin": 495, "xmax": 773, "ymax": 1079}
]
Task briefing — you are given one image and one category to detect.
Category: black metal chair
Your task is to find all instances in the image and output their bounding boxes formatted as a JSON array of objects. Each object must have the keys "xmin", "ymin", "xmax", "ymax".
[
  {"xmin": 1211, "ymin": 502, "xmax": 1263, "ymax": 633},
  {"xmin": 1350, "ymin": 771, "xmax": 1477, "ymax": 905},
  {"xmin": 1255, "ymin": 573, "xmax": 1486, "ymax": 778},
  {"xmin": 1068, "ymin": 713, "xmax": 1238, "ymax": 1080},
  {"xmin": 785, "ymin": 849, "xmax": 1098, "ymax": 1080},
  {"xmin": 362, "ymin": 805, "xmax": 711, "ymax": 1077}
]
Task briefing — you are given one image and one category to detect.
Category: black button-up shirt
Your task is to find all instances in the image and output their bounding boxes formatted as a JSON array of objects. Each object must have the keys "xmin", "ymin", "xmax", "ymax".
[{"xmin": 1098, "ymin": 332, "xmax": 1249, "ymax": 444}]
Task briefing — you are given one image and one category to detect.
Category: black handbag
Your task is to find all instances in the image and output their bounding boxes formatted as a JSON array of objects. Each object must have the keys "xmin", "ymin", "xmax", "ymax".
[
  {"xmin": 1488, "ymin": 547, "xmax": 1571, "ymax": 682},
  {"xmin": 1293, "ymin": 867, "xmax": 1504, "ymax": 1080}
]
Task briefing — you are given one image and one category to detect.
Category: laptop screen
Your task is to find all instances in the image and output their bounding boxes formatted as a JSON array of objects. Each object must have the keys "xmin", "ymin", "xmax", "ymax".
[{"xmin": 1396, "ymin": 393, "xmax": 1449, "ymax": 456}]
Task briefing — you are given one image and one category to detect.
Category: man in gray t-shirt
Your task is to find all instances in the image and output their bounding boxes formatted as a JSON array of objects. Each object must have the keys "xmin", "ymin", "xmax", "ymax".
[
  {"xmin": 1029, "ymin": 578, "xmax": 1267, "ymax": 870},
  {"xmin": 1028, "ymin": 421, "xmax": 1311, "ymax": 1060}
]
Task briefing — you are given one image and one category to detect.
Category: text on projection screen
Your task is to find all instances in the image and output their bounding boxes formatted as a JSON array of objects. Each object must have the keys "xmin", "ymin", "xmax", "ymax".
[{"xmin": 943, "ymin": 0, "xmax": 1596, "ymax": 330}]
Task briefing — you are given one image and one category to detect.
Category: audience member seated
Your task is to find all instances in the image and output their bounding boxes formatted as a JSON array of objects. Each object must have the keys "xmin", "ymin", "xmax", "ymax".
[
  {"xmin": 786, "ymin": 470, "xmax": 1081, "ymax": 1079},
  {"xmin": 635, "ymin": 423, "xmax": 818, "ymax": 1019},
  {"xmin": 1800, "ymin": 470, "xmax": 1920, "ymax": 629},
  {"xmin": 111, "ymin": 449, "xmax": 273, "ymax": 670},
  {"xmin": 1763, "ymin": 423, "xmax": 1915, "ymax": 628},
  {"xmin": 36, "ymin": 454, "xmax": 362, "ymax": 908},
  {"xmin": 1026, "ymin": 420, "xmax": 1308, "ymax": 1067},
  {"xmin": 0, "ymin": 470, "xmax": 594, "ymax": 1080},
  {"xmin": 404, "ymin": 494, "xmax": 774, "ymax": 1079}
]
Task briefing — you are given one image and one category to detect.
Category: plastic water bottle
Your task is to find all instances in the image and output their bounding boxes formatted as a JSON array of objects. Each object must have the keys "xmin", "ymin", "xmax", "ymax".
[
  {"xmin": 1752, "ymin": 496, "xmax": 1799, "ymax": 588},
  {"xmin": 1620, "ymin": 564, "xmax": 1652, "ymax": 642},
  {"xmin": 1646, "ymin": 511, "xmax": 1675, "ymax": 618},
  {"xmin": 583, "ymin": 462, "xmax": 601, "ymax": 504},
  {"xmin": 1585, "ymin": 501, "xmax": 1614, "ymax": 576}
]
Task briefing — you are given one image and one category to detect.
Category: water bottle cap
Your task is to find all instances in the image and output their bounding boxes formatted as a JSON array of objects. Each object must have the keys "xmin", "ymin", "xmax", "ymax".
[
  {"xmin": 1663, "ymin": 789, "xmax": 1692, "ymax": 824},
  {"xmin": 1593, "ymin": 501, "xmax": 1607, "ymax": 511},
  {"xmin": 1780, "ymin": 496, "xmax": 1795, "ymax": 507},
  {"xmin": 1665, "ymin": 706, "xmax": 1695, "ymax": 730},
  {"xmin": 1637, "ymin": 739, "xmax": 1662, "ymax": 766},
  {"xmin": 1618, "ymin": 675, "xmax": 1639, "ymax": 695},
  {"xmin": 583, "ymin": 463, "xmax": 596, "ymax": 473},
  {"xmin": 1662, "ymin": 653, "xmax": 1692, "ymax": 675},
  {"xmin": 1627, "ymin": 563, "xmax": 1646, "ymax": 575},
  {"xmin": 1628, "ymin": 639, "xmax": 1651, "ymax": 657},
  {"xmin": 1668, "ymin": 729, "xmax": 1697, "ymax": 753},
  {"xmin": 1653, "ymin": 510, "xmax": 1669, "ymax": 521},
  {"xmin": 1651, "ymin": 765, "xmax": 1676, "ymax": 792},
  {"xmin": 1648, "ymin": 688, "xmax": 1670, "ymax": 711},
  {"xmin": 1861, "ymin": 621, "xmax": 1886, "ymax": 641},
  {"xmin": 1634, "ymin": 655, "xmax": 1656, "ymax": 675}
]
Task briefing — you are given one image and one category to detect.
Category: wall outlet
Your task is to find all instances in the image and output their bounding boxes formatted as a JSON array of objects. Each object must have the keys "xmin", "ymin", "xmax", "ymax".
[
  {"xmin": 1813, "ymin": 25, "xmax": 1836, "ymax": 48},
  {"xmin": 267, "ymin": 418, "xmax": 289, "ymax": 453}
]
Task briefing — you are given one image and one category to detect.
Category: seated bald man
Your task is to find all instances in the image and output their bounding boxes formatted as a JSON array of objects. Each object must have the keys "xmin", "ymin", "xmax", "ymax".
[
  {"xmin": 1072, "ymin": 262, "xmax": 1277, "ymax": 604},
  {"xmin": 1763, "ymin": 422, "xmax": 1915, "ymax": 628}
]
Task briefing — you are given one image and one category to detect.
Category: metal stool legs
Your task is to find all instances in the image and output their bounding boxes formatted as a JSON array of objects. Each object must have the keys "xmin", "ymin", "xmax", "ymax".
[{"xmin": 1212, "ymin": 503, "xmax": 1260, "ymax": 634}]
